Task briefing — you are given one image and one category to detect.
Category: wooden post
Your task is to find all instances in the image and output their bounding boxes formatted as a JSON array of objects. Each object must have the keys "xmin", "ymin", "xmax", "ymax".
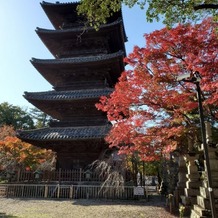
[
  {"xmin": 44, "ymin": 185, "xmax": 48, "ymax": 198},
  {"xmin": 145, "ymin": 186, "xmax": 148, "ymax": 201},
  {"xmin": 79, "ymin": 168, "xmax": 82, "ymax": 182},
  {"xmin": 57, "ymin": 184, "xmax": 60, "ymax": 198},
  {"xmin": 69, "ymin": 185, "xmax": 73, "ymax": 199},
  {"xmin": 17, "ymin": 168, "xmax": 21, "ymax": 182},
  {"xmin": 168, "ymin": 194, "xmax": 173, "ymax": 214},
  {"xmin": 21, "ymin": 185, "xmax": 24, "ymax": 197},
  {"xmin": 58, "ymin": 168, "xmax": 61, "ymax": 183}
]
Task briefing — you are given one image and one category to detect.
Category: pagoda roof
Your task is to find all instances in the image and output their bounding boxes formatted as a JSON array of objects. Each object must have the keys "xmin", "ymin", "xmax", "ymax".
[
  {"xmin": 36, "ymin": 18, "xmax": 124, "ymax": 35},
  {"xmin": 31, "ymin": 51, "xmax": 124, "ymax": 65},
  {"xmin": 17, "ymin": 125, "xmax": 111, "ymax": 141},
  {"xmin": 31, "ymin": 51, "xmax": 125, "ymax": 88},
  {"xmin": 40, "ymin": 1, "xmax": 125, "ymax": 30},
  {"xmin": 23, "ymin": 89, "xmax": 113, "ymax": 120},
  {"xmin": 36, "ymin": 19, "xmax": 126, "ymax": 58},
  {"xmin": 24, "ymin": 88, "xmax": 113, "ymax": 101},
  {"xmin": 41, "ymin": 1, "xmax": 81, "ymax": 29}
]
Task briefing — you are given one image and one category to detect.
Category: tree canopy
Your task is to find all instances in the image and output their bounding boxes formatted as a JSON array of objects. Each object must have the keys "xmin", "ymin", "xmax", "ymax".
[
  {"xmin": 96, "ymin": 18, "xmax": 218, "ymax": 161},
  {"xmin": 0, "ymin": 103, "xmax": 54, "ymax": 171},
  {"xmin": 0, "ymin": 102, "xmax": 50, "ymax": 130},
  {"xmin": 77, "ymin": 0, "xmax": 218, "ymax": 28},
  {"xmin": 0, "ymin": 102, "xmax": 34, "ymax": 130},
  {"xmin": 29, "ymin": 107, "xmax": 51, "ymax": 128},
  {"xmin": 0, "ymin": 125, "xmax": 55, "ymax": 172}
]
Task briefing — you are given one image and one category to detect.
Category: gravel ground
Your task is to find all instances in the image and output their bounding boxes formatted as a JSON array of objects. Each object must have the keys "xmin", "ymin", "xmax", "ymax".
[{"xmin": 0, "ymin": 196, "xmax": 179, "ymax": 218}]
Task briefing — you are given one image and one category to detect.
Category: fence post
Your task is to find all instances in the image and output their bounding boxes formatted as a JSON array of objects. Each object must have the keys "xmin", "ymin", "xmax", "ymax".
[
  {"xmin": 58, "ymin": 168, "xmax": 61, "ymax": 183},
  {"xmin": 44, "ymin": 185, "xmax": 48, "ymax": 198},
  {"xmin": 57, "ymin": 184, "xmax": 60, "ymax": 198},
  {"xmin": 21, "ymin": 185, "xmax": 24, "ymax": 197},
  {"xmin": 79, "ymin": 168, "xmax": 82, "ymax": 182},
  {"xmin": 145, "ymin": 186, "xmax": 148, "ymax": 201},
  {"xmin": 69, "ymin": 185, "xmax": 73, "ymax": 199},
  {"xmin": 17, "ymin": 169, "xmax": 21, "ymax": 182}
]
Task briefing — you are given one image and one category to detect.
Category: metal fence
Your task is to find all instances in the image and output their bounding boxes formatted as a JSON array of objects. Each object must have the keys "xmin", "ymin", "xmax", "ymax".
[
  {"xmin": 2, "ymin": 169, "xmax": 157, "ymax": 186},
  {"xmin": 0, "ymin": 184, "xmax": 139, "ymax": 200},
  {"xmin": 4, "ymin": 169, "xmax": 107, "ymax": 183}
]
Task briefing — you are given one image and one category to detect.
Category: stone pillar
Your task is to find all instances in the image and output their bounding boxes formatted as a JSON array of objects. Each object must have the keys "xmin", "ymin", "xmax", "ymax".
[
  {"xmin": 180, "ymin": 153, "xmax": 201, "ymax": 216},
  {"xmin": 174, "ymin": 155, "xmax": 187, "ymax": 207},
  {"xmin": 168, "ymin": 154, "xmax": 179, "ymax": 195},
  {"xmin": 191, "ymin": 147, "xmax": 218, "ymax": 218},
  {"xmin": 159, "ymin": 158, "xmax": 168, "ymax": 196},
  {"xmin": 159, "ymin": 154, "xmax": 178, "ymax": 196}
]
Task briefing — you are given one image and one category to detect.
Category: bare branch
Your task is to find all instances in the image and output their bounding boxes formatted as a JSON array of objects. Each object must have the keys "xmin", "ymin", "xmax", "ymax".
[{"xmin": 194, "ymin": 4, "xmax": 218, "ymax": 10}]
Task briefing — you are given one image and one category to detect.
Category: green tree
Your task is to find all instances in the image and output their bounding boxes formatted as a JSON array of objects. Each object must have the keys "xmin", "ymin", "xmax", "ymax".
[
  {"xmin": 77, "ymin": 0, "xmax": 218, "ymax": 28},
  {"xmin": 29, "ymin": 107, "xmax": 50, "ymax": 128},
  {"xmin": 0, "ymin": 102, "xmax": 34, "ymax": 130}
]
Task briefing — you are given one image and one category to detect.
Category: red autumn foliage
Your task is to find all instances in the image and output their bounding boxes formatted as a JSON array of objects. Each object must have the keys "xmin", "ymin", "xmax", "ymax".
[
  {"xmin": 0, "ymin": 125, "xmax": 55, "ymax": 171},
  {"xmin": 96, "ymin": 18, "xmax": 218, "ymax": 161},
  {"xmin": 0, "ymin": 125, "xmax": 16, "ymax": 140}
]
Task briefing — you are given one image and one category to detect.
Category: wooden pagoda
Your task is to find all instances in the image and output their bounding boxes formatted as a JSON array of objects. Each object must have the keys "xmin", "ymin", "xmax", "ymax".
[{"xmin": 17, "ymin": 1, "xmax": 127, "ymax": 170}]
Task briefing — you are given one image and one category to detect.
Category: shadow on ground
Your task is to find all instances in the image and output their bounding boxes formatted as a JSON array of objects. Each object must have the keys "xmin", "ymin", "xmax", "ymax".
[
  {"xmin": 72, "ymin": 195, "xmax": 179, "ymax": 217},
  {"xmin": 0, "ymin": 212, "xmax": 18, "ymax": 218},
  {"xmin": 72, "ymin": 195, "xmax": 166, "ymax": 207}
]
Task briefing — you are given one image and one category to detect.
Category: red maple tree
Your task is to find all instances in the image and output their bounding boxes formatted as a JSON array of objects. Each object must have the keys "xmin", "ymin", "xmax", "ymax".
[
  {"xmin": 96, "ymin": 18, "xmax": 218, "ymax": 161},
  {"xmin": 0, "ymin": 125, "xmax": 55, "ymax": 171}
]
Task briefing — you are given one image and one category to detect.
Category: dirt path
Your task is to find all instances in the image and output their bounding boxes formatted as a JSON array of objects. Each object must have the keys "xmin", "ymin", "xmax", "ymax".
[{"xmin": 0, "ymin": 196, "xmax": 179, "ymax": 218}]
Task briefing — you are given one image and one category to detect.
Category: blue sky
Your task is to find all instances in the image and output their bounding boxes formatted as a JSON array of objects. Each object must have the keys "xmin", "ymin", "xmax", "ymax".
[{"xmin": 0, "ymin": 1, "xmax": 163, "ymax": 109}]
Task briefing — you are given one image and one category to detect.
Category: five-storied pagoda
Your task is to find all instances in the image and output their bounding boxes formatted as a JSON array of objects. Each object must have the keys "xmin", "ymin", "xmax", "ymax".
[{"xmin": 17, "ymin": 1, "xmax": 127, "ymax": 170}]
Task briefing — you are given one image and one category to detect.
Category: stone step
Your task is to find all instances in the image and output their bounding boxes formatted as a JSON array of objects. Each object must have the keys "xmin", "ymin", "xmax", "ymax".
[
  {"xmin": 181, "ymin": 195, "xmax": 197, "ymax": 205},
  {"xmin": 202, "ymin": 180, "xmax": 218, "ymax": 188},
  {"xmin": 200, "ymin": 186, "xmax": 218, "ymax": 198},
  {"xmin": 193, "ymin": 204, "xmax": 211, "ymax": 217},
  {"xmin": 197, "ymin": 195, "xmax": 218, "ymax": 210},
  {"xmin": 190, "ymin": 196, "xmax": 198, "ymax": 205},
  {"xmin": 190, "ymin": 209, "xmax": 211, "ymax": 218},
  {"xmin": 186, "ymin": 173, "xmax": 200, "ymax": 180},
  {"xmin": 185, "ymin": 188, "xmax": 200, "ymax": 196},
  {"xmin": 208, "ymin": 159, "xmax": 218, "ymax": 171},
  {"xmin": 186, "ymin": 181, "xmax": 202, "ymax": 189}
]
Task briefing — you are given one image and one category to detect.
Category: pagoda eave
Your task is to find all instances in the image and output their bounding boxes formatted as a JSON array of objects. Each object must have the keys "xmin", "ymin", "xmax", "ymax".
[
  {"xmin": 36, "ymin": 19, "xmax": 126, "ymax": 58},
  {"xmin": 30, "ymin": 51, "xmax": 125, "ymax": 88},
  {"xmin": 31, "ymin": 51, "xmax": 125, "ymax": 66},
  {"xmin": 17, "ymin": 125, "xmax": 111, "ymax": 148},
  {"xmin": 40, "ymin": 1, "xmax": 82, "ymax": 30},
  {"xmin": 36, "ymin": 19, "xmax": 124, "ymax": 35},
  {"xmin": 24, "ymin": 89, "xmax": 113, "ymax": 101},
  {"xmin": 40, "ymin": 1, "xmax": 125, "ymax": 33},
  {"xmin": 23, "ymin": 89, "xmax": 112, "ymax": 120}
]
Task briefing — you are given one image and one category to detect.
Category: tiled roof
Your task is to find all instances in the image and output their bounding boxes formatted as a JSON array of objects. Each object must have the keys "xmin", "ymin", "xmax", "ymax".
[
  {"xmin": 17, "ymin": 125, "xmax": 111, "ymax": 141},
  {"xmin": 24, "ymin": 88, "xmax": 113, "ymax": 101},
  {"xmin": 31, "ymin": 51, "xmax": 124, "ymax": 65},
  {"xmin": 40, "ymin": 1, "xmax": 126, "ymax": 38},
  {"xmin": 36, "ymin": 18, "xmax": 123, "ymax": 34},
  {"xmin": 41, "ymin": 1, "xmax": 78, "ymax": 6}
]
